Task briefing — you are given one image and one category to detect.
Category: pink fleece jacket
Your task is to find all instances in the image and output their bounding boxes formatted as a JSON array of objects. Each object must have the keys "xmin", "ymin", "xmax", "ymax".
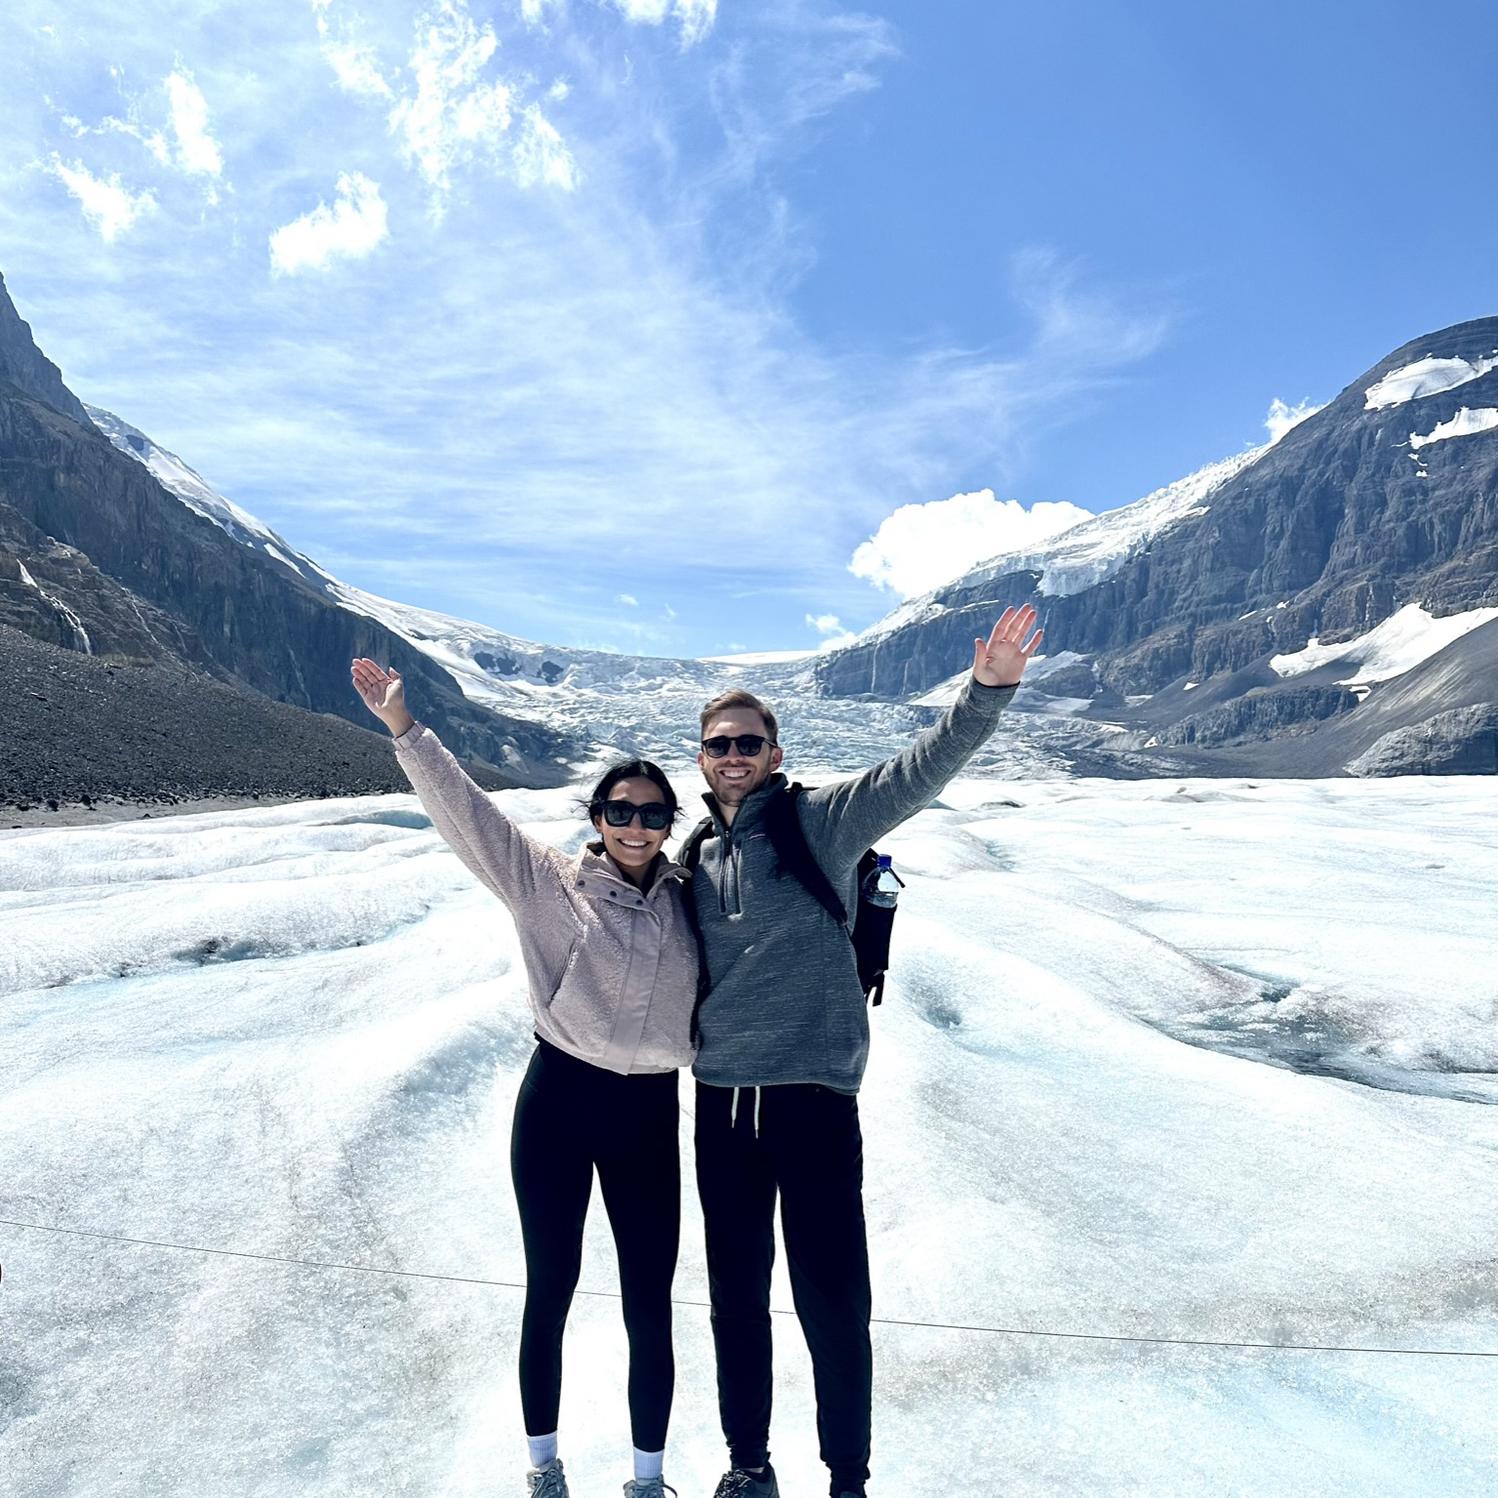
[{"xmin": 392, "ymin": 719, "xmax": 699, "ymax": 1075}]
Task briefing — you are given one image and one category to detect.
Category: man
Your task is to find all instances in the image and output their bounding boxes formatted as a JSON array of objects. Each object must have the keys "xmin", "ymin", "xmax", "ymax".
[{"xmin": 687, "ymin": 604, "xmax": 1042, "ymax": 1498}]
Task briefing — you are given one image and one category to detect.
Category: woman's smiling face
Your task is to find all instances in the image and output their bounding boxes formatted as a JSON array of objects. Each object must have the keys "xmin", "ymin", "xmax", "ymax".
[{"xmin": 592, "ymin": 775, "xmax": 672, "ymax": 876}]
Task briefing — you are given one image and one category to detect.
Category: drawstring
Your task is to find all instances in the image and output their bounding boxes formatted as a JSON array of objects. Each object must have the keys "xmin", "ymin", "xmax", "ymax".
[{"xmin": 729, "ymin": 1085, "xmax": 762, "ymax": 1138}]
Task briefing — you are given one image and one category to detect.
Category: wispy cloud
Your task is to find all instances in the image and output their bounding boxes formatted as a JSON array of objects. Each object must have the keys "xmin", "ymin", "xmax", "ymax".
[
  {"xmin": 390, "ymin": 0, "xmax": 517, "ymax": 203},
  {"xmin": 164, "ymin": 68, "xmax": 223, "ymax": 177},
  {"xmin": 269, "ymin": 172, "xmax": 388, "ymax": 274},
  {"xmin": 312, "ymin": 0, "xmax": 396, "ymax": 99},
  {"xmin": 520, "ymin": 0, "xmax": 563, "ymax": 26},
  {"xmin": 519, "ymin": 0, "xmax": 716, "ymax": 46},
  {"xmin": 52, "ymin": 64, "xmax": 225, "ymax": 201},
  {"xmin": 608, "ymin": 0, "xmax": 718, "ymax": 47},
  {"xmin": 301, "ymin": 0, "xmax": 579, "ymax": 213},
  {"xmin": 44, "ymin": 156, "xmax": 157, "ymax": 241},
  {"xmin": 4, "ymin": 0, "xmax": 1170, "ymax": 653},
  {"xmin": 512, "ymin": 102, "xmax": 577, "ymax": 190}
]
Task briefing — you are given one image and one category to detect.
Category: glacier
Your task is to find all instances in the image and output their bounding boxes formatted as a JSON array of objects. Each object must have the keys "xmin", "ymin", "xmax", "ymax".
[{"xmin": 2, "ymin": 772, "xmax": 1494, "ymax": 1496}]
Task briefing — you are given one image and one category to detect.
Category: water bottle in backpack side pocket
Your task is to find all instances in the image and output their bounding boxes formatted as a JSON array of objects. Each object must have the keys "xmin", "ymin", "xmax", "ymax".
[{"xmin": 861, "ymin": 853, "xmax": 904, "ymax": 909}]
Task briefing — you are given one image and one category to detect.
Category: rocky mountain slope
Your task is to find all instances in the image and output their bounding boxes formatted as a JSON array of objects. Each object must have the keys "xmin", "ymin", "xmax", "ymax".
[
  {"xmin": 816, "ymin": 320, "xmax": 1498, "ymax": 774},
  {"xmin": 0, "ymin": 276, "xmax": 578, "ymax": 814}
]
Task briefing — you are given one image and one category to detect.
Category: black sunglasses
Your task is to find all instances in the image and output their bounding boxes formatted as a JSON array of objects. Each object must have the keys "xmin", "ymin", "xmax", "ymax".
[
  {"xmin": 701, "ymin": 734, "xmax": 775, "ymax": 758},
  {"xmin": 599, "ymin": 799, "xmax": 673, "ymax": 831}
]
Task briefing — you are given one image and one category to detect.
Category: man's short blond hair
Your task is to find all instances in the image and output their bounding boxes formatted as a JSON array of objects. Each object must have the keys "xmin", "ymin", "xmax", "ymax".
[{"xmin": 699, "ymin": 689, "xmax": 779, "ymax": 744}]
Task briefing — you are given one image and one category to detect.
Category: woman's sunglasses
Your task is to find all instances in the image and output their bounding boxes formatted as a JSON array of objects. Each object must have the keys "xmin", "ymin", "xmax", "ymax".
[
  {"xmin": 700, "ymin": 734, "xmax": 774, "ymax": 758},
  {"xmin": 598, "ymin": 800, "xmax": 673, "ymax": 831}
]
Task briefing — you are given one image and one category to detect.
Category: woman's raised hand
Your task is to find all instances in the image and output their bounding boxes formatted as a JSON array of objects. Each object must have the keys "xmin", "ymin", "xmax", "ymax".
[
  {"xmin": 350, "ymin": 658, "xmax": 415, "ymax": 735},
  {"xmin": 972, "ymin": 604, "xmax": 1043, "ymax": 688}
]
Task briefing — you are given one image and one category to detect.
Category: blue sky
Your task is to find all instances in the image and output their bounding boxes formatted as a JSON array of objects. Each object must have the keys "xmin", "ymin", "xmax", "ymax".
[{"xmin": 1, "ymin": 0, "xmax": 1493, "ymax": 658}]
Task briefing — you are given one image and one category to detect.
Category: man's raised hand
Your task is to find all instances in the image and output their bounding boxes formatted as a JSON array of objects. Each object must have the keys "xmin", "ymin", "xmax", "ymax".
[{"xmin": 972, "ymin": 605, "xmax": 1043, "ymax": 687}]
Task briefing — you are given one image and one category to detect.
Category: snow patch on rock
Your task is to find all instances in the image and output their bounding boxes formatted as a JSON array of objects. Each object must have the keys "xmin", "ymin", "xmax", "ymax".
[
  {"xmin": 1269, "ymin": 603, "xmax": 1498, "ymax": 687},
  {"xmin": 1363, "ymin": 352, "xmax": 1498, "ymax": 409},
  {"xmin": 1408, "ymin": 406, "xmax": 1498, "ymax": 450}
]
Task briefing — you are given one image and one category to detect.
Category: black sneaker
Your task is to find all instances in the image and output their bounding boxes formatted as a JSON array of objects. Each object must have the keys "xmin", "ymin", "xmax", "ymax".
[
  {"xmin": 712, "ymin": 1464, "xmax": 779, "ymax": 1498},
  {"xmin": 525, "ymin": 1458, "xmax": 570, "ymax": 1498}
]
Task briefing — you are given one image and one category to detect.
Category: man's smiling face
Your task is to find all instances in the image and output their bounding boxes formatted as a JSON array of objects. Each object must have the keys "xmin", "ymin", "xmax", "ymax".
[{"xmin": 698, "ymin": 707, "xmax": 783, "ymax": 807}]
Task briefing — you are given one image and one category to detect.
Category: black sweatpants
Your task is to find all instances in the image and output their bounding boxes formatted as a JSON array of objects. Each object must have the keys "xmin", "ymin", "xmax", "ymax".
[
  {"xmin": 694, "ymin": 1080, "xmax": 873, "ymax": 1496},
  {"xmin": 510, "ymin": 1038, "xmax": 681, "ymax": 1451}
]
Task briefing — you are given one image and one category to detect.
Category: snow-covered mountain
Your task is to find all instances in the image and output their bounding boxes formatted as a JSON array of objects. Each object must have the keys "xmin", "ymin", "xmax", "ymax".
[
  {"xmin": 855, "ymin": 443, "xmax": 1274, "ymax": 648},
  {"xmin": 84, "ymin": 314, "xmax": 1498, "ymax": 780},
  {"xmin": 81, "ymin": 402, "xmax": 1036, "ymax": 777},
  {"xmin": 6, "ymin": 251, "xmax": 1495, "ymax": 792},
  {"xmin": 817, "ymin": 319, "xmax": 1498, "ymax": 775}
]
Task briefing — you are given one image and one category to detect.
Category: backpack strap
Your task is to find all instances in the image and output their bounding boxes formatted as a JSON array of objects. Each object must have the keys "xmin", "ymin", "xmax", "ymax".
[
  {"xmin": 762, "ymin": 783, "xmax": 849, "ymax": 929},
  {"xmin": 677, "ymin": 816, "xmax": 715, "ymax": 1045},
  {"xmin": 679, "ymin": 816, "xmax": 713, "ymax": 873}
]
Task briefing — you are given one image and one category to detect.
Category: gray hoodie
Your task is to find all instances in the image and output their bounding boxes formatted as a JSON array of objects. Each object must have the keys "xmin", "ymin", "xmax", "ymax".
[
  {"xmin": 688, "ymin": 676, "xmax": 1017, "ymax": 1094},
  {"xmin": 392, "ymin": 719, "xmax": 699, "ymax": 1075}
]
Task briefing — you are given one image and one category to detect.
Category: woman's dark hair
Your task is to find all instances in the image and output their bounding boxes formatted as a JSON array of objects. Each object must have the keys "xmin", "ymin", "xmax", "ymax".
[{"xmin": 582, "ymin": 758, "xmax": 680, "ymax": 824}]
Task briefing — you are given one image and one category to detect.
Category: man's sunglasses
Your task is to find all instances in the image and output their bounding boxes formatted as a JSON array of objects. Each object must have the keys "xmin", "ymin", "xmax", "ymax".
[
  {"xmin": 701, "ymin": 734, "xmax": 775, "ymax": 758},
  {"xmin": 598, "ymin": 800, "xmax": 673, "ymax": 831}
]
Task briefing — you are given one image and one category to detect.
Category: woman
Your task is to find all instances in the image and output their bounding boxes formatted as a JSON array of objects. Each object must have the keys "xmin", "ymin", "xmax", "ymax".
[{"xmin": 351, "ymin": 657, "xmax": 697, "ymax": 1498}]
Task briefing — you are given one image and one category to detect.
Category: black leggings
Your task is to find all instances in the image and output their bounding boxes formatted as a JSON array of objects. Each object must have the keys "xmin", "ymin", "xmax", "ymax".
[{"xmin": 510, "ymin": 1037, "xmax": 681, "ymax": 1451}]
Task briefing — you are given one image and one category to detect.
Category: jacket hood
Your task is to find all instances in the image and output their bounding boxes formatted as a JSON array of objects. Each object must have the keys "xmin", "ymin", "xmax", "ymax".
[{"xmin": 578, "ymin": 842, "xmax": 689, "ymax": 897}]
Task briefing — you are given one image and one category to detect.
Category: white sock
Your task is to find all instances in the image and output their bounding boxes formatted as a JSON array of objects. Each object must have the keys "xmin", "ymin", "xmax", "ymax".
[
  {"xmin": 633, "ymin": 1447, "xmax": 665, "ymax": 1481},
  {"xmin": 528, "ymin": 1433, "xmax": 559, "ymax": 1469}
]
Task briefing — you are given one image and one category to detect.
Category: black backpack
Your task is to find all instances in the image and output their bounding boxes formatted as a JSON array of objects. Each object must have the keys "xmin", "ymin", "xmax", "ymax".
[{"xmin": 679, "ymin": 782, "xmax": 902, "ymax": 1009}]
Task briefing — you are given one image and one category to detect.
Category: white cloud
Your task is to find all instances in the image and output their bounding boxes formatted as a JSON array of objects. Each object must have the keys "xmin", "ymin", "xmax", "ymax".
[
  {"xmin": 521, "ymin": 0, "xmax": 563, "ymax": 23},
  {"xmin": 164, "ymin": 69, "xmax": 223, "ymax": 176},
  {"xmin": 805, "ymin": 611, "xmax": 857, "ymax": 650},
  {"xmin": 608, "ymin": 0, "xmax": 718, "ymax": 46},
  {"xmin": 512, "ymin": 103, "xmax": 578, "ymax": 190},
  {"xmin": 390, "ymin": 0, "xmax": 517, "ymax": 200},
  {"xmin": 326, "ymin": 40, "xmax": 396, "ymax": 99},
  {"xmin": 314, "ymin": 1, "xmax": 572, "ymax": 201},
  {"xmin": 312, "ymin": 0, "xmax": 396, "ymax": 99},
  {"xmin": 55, "ymin": 106, "xmax": 172, "ymax": 168},
  {"xmin": 617, "ymin": 592, "xmax": 639, "ymax": 606},
  {"xmin": 849, "ymin": 489, "xmax": 1093, "ymax": 599},
  {"xmin": 11, "ymin": 2, "xmax": 1168, "ymax": 653},
  {"xmin": 46, "ymin": 156, "xmax": 157, "ymax": 241},
  {"xmin": 1264, "ymin": 397, "xmax": 1323, "ymax": 444},
  {"xmin": 269, "ymin": 172, "xmax": 388, "ymax": 275},
  {"xmin": 52, "ymin": 71, "xmax": 223, "ymax": 193}
]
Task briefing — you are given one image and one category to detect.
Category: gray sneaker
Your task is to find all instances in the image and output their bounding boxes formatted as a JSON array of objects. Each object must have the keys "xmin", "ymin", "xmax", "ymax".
[
  {"xmin": 526, "ymin": 1458, "xmax": 570, "ymax": 1498},
  {"xmin": 622, "ymin": 1480, "xmax": 678, "ymax": 1498},
  {"xmin": 712, "ymin": 1466, "xmax": 779, "ymax": 1498}
]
